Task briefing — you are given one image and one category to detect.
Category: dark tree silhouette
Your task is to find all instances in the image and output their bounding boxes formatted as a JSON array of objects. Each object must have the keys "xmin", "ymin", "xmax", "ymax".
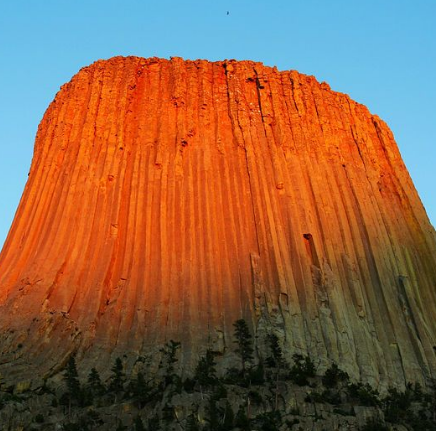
[
  {"xmin": 130, "ymin": 372, "xmax": 151, "ymax": 408},
  {"xmin": 266, "ymin": 334, "xmax": 286, "ymax": 369},
  {"xmin": 87, "ymin": 367, "xmax": 105, "ymax": 396},
  {"xmin": 233, "ymin": 319, "xmax": 254, "ymax": 373},
  {"xmin": 159, "ymin": 340, "xmax": 181, "ymax": 388},
  {"xmin": 64, "ymin": 356, "xmax": 82, "ymax": 405},
  {"xmin": 109, "ymin": 358, "xmax": 125, "ymax": 401},
  {"xmin": 194, "ymin": 349, "xmax": 218, "ymax": 389}
]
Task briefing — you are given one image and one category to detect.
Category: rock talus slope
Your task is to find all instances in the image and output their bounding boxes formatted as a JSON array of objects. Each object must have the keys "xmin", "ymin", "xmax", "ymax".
[{"xmin": 0, "ymin": 56, "xmax": 435, "ymax": 387}]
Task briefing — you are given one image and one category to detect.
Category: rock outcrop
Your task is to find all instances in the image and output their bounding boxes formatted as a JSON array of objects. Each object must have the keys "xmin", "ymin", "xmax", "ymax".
[{"xmin": 0, "ymin": 56, "xmax": 435, "ymax": 388}]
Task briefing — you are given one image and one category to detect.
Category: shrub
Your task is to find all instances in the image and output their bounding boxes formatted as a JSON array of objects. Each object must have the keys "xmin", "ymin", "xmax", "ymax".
[
  {"xmin": 224, "ymin": 366, "xmax": 241, "ymax": 384},
  {"xmin": 254, "ymin": 411, "xmax": 282, "ymax": 431},
  {"xmin": 213, "ymin": 384, "xmax": 228, "ymax": 399},
  {"xmin": 305, "ymin": 389, "xmax": 341, "ymax": 405},
  {"xmin": 183, "ymin": 377, "xmax": 196, "ymax": 392},
  {"xmin": 248, "ymin": 389, "xmax": 263, "ymax": 405},
  {"xmin": 382, "ymin": 386, "xmax": 412, "ymax": 423},
  {"xmin": 347, "ymin": 382, "xmax": 380, "ymax": 407},
  {"xmin": 34, "ymin": 413, "xmax": 44, "ymax": 423},
  {"xmin": 322, "ymin": 363, "xmax": 349, "ymax": 388},
  {"xmin": 289, "ymin": 354, "xmax": 316, "ymax": 386}
]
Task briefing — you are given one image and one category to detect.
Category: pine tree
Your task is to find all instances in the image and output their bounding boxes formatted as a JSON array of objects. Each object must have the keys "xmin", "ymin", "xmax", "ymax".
[
  {"xmin": 159, "ymin": 340, "xmax": 181, "ymax": 388},
  {"xmin": 87, "ymin": 367, "xmax": 105, "ymax": 396},
  {"xmin": 222, "ymin": 401, "xmax": 235, "ymax": 430},
  {"xmin": 249, "ymin": 361, "xmax": 265, "ymax": 385},
  {"xmin": 266, "ymin": 334, "xmax": 287, "ymax": 410},
  {"xmin": 266, "ymin": 334, "xmax": 285, "ymax": 369},
  {"xmin": 233, "ymin": 319, "xmax": 254, "ymax": 373},
  {"xmin": 131, "ymin": 372, "xmax": 150, "ymax": 408},
  {"xmin": 194, "ymin": 349, "xmax": 218, "ymax": 388},
  {"xmin": 109, "ymin": 357, "xmax": 125, "ymax": 399},
  {"xmin": 205, "ymin": 396, "xmax": 221, "ymax": 431},
  {"xmin": 235, "ymin": 404, "xmax": 250, "ymax": 430},
  {"xmin": 64, "ymin": 356, "xmax": 82, "ymax": 405}
]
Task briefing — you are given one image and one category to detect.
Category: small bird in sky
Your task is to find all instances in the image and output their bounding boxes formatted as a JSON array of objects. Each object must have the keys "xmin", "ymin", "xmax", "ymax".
[{"xmin": 227, "ymin": 11, "xmax": 229, "ymax": 15}]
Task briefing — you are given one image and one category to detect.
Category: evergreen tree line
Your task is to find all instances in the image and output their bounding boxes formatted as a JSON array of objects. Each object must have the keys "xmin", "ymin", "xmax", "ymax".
[{"xmin": 2, "ymin": 319, "xmax": 436, "ymax": 430}]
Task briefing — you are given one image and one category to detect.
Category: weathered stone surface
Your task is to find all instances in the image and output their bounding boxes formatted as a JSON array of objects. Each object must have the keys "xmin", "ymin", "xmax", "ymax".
[{"xmin": 0, "ymin": 56, "xmax": 435, "ymax": 388}]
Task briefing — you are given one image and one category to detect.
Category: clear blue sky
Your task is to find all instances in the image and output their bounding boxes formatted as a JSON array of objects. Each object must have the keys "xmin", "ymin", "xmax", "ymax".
[{"xmin": 0, "ymin": 0, "xmax": 435, "ymax": 250}]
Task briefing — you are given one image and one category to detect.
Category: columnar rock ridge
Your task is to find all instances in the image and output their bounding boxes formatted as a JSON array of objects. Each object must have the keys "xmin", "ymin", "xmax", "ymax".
[{"xmin": 0, "ymin": 56, "xmax": 435, "ymax": 388}]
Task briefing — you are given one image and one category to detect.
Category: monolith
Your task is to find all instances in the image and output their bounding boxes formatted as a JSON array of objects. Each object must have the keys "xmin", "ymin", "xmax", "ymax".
[{"xmin": 0, "ymin": 56, "xmax": 435, "ymax": 388}]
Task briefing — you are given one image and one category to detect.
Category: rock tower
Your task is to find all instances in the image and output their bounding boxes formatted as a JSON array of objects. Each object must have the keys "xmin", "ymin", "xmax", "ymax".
[{"xmin": 1, "ymin": 57, "xmax": 435, "ymax": 388}]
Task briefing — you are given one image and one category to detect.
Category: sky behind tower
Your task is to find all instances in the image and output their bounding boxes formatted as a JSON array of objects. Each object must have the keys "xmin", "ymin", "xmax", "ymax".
[{"xmin": 0, "ymin": 0, "xmax": 435, "ymax": 250}]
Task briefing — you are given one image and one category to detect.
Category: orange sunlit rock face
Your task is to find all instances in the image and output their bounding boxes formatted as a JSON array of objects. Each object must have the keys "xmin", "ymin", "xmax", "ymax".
[{"xmin": 0, "ymin": 56, "xmax": 435, "ymax": 387}]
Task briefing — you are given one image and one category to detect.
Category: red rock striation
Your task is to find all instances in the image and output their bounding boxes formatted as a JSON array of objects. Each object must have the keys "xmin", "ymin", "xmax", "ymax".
[{"xmin": 0, "ymin": 56, "xmax": 435, "ymax": 387}]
